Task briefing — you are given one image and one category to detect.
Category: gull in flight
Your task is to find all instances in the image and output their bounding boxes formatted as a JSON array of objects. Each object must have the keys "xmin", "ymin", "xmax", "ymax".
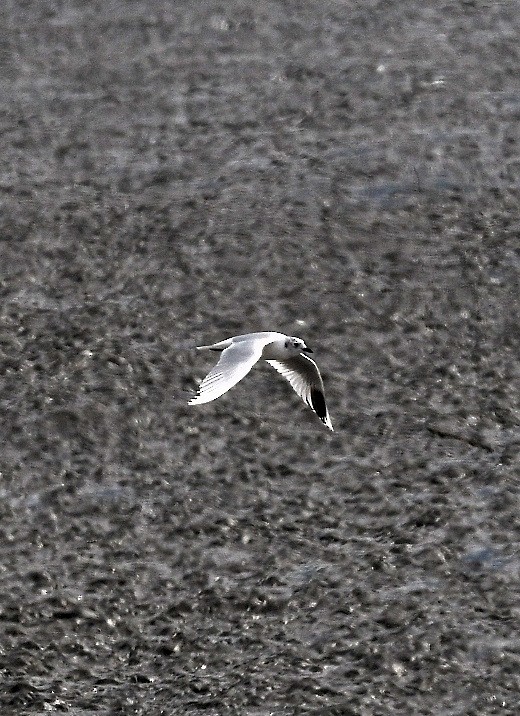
[{"xmin": 188, "ymin": 332, "xmax": 333, "ymax": 430}]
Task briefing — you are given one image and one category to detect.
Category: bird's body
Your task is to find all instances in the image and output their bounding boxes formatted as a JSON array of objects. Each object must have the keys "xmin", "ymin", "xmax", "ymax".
[{"xmin": 189, "ymin": 332, "xmax": 333, "ymax": 430}]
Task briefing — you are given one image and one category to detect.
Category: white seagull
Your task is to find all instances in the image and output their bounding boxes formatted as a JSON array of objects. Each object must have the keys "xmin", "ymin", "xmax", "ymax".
[{"xmin": 188, "ymin": 332, "xmax": 333, "ymax": 430}]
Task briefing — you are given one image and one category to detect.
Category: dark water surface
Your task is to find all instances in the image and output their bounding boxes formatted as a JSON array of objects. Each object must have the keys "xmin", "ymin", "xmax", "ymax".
[{"xmin": 1, "ymin": 1, "xmax": 519, "ymax": 714}]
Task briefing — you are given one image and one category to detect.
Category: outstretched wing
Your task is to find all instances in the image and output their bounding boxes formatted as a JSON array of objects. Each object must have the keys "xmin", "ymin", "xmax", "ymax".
[
  {"xmin": 189, "ymin": 340, "xmax": 265, "ymax": 405},
  {"xmin": 266, "ymin": 354, "xmax": 333, "ymax": 430}
]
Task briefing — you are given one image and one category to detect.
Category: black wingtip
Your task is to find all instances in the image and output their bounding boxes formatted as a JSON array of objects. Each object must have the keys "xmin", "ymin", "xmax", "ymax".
[{"xmin": 310, "ymin": 388, "xmax": 328, "ymax": 422}]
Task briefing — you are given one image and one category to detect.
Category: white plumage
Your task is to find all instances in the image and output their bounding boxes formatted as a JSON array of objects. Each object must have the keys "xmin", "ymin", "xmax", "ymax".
[{"xmin": 189, "ymin": 332, "xmax": 333, "ymax": 430}]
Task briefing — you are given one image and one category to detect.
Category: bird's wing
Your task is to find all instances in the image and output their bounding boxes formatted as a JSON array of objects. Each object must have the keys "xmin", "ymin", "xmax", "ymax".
[
  {"xmin": 266, "ymin": 353, "xmax": 333, "ymax": 430},
  {"xmin": 189, "ymin": 339, "xmax": 265, "ymax": 405}
]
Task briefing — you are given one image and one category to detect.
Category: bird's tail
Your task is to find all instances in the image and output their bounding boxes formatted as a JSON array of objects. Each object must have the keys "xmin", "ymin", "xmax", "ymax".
[{"xmin": 195, "ymin": 338, "xmax": 233, "ymax": 351}]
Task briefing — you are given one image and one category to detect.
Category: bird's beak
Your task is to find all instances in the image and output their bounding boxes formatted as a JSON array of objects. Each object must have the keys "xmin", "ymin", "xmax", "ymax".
[{"xmin": 303, "ymin": 346, "xmax": 313, "ymax": 354}]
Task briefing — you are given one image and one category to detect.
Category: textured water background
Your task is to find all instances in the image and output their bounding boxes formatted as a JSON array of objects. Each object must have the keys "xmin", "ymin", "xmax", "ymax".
[{"xmin": 1, "ymin": 1, "xmax": 519, "ymax": 714}]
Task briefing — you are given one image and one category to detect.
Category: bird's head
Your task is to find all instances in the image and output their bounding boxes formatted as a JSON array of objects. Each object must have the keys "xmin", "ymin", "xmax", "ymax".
[{"xmin": 285, "ymin": 336, "xmax": 313, "ymax": 354}]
